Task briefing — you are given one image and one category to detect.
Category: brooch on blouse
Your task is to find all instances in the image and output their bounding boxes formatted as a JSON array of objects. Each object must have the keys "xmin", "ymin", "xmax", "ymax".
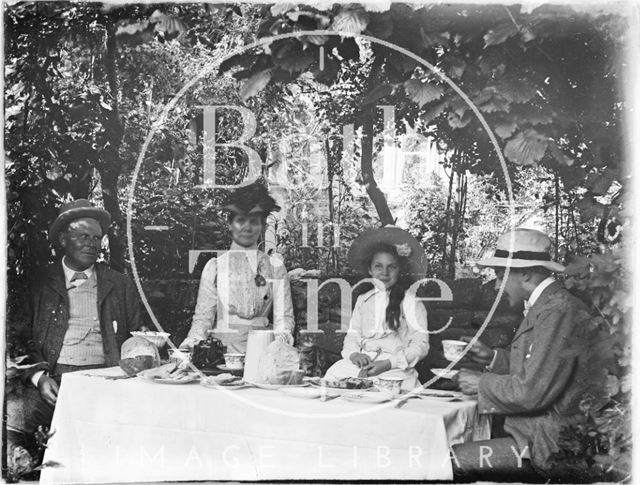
[{"xmin": 254, "ymin": 257, "xmax": 267, "ymax": 287}]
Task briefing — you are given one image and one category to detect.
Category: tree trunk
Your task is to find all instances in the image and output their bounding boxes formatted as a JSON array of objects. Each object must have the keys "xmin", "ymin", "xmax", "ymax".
[
  {"xmin": 449, "ymin": 170, "xmax": 468, "ymax": 279},
  {"xmin": 356, "ymin": 55, "xmax": 394, "ymax": 226},
  {"xmin": 554, "ymin": 171, "xmax": 560, "ymax": 255},
  {"xmin": 99, "ymin": 17, "xmax": 126, "ymax": 273},
  {"xmin": 325, "ymin": 138, "xmax": 337, "ymax": 273},
  {"xmin": 441, "ymin": 151, "xmax": 456, "ymax": 274},
  {"xmin": 360, "ymin": 107, "xmax": 394, "ymax": 225}
]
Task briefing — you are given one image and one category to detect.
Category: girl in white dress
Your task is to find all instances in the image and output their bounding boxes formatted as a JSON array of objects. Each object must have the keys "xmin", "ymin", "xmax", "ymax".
[{"xmin": 325, "ymin": 228, "xmax": 429, "ymax": 390}]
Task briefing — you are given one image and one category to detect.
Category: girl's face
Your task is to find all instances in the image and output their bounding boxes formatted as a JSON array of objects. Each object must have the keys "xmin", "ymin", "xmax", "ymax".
[
  {"xmin": 229, "ymin": 214, "xmax": 263, "ymax": 248},
  {"xmin": 368, "ymin": 251, "xmax": 401, "ymax": 289}
]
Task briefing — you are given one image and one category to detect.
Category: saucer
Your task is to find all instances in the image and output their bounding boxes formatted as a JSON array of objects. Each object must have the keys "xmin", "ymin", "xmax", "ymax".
[{"xmin": 217, "ymin": 364, "xmax": 244, "ymax": 375}]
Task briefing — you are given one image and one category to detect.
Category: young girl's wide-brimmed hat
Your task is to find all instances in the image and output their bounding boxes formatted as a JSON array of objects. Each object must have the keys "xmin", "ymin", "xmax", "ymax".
[
  {"xmin": 477, "ymin": 228, "xmax": 565, "ymax": 272},
  {"xmin": 221, "ymin": 182, "xmax": 281, "ymax": 217},
  {"xmin": 348, "ymin": 226, "xmax": 428, "ymax": 280}
]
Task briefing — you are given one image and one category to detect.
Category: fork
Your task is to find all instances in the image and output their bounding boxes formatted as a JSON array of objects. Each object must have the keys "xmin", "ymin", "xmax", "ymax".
[{"xmin": 357, "ymin": 348, "xmax": 382, "ymax": 378}]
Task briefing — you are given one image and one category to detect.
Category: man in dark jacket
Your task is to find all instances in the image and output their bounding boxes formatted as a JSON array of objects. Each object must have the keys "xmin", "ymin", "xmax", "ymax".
[
  {"xmin": 7, "ymin": 199, "xmax": 143, "ymax": 437},
  {"xmin": 453, "ymin": 228, "xmax": 604, "ymax": 479}
]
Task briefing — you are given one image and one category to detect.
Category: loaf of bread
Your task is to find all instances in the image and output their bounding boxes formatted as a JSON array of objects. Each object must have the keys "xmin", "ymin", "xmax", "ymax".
[{"xmin": 119, "ymin": 336, "xmax": 160, "ymax": 376}]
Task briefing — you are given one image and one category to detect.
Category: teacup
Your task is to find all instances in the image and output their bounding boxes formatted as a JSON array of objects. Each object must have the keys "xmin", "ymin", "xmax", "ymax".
[
  {"xmin": 442, "ymin": 339, "xmax": 467, "ymax": 361},
  {"xmin": 224, "ymin": 353, "xmax": 245, "ymax": 370},
  {"xmin": 168, "ymin": 348, "xmax": 191, "ymax": 365},
  {"xmin": 375, "ymin": 376, "xmax": 404, "ymax": 396}
]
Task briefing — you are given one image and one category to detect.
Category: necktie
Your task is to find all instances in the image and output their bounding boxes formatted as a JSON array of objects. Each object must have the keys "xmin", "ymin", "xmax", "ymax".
[
  {"xmin": 70, "ymin": 271, "xmax": 88, "ymax": 282},
  {"xmin": 523, "ymin": 300, "xmax": 531, "ymax": 317}
]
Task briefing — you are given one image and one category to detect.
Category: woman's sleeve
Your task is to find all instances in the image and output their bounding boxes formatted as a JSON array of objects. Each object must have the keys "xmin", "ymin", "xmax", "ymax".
[
  {"xmin": 389, "ymin": 296, "xmax": 429, "ymax": 370},
  {"xmin": 341, "ymin": 296, "xmax": 364, "ymax": 360},
  {"xmin": 181, "ymin": 258, "xmax": 217, "ymax": 349},
  {"xmin": 271, "ymin": 254, "xmax": 295, "ymax": 343}
]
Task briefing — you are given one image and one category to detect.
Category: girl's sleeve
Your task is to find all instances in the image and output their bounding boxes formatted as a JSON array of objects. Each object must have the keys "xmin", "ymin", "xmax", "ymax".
[
  {"xmin": 389, "ymin": 296, "xmax": 429, "ymax": 369},
  {"xmin": 271, "ymin": 254, "xmax": 295, "ymax": 345},
  {"xmin": 181, "ymin": 258, "xmax": 217, "ymax": 349},
  {"xmin": 341, "ymin": 296, "xmax": 364, "ymax": 360}
]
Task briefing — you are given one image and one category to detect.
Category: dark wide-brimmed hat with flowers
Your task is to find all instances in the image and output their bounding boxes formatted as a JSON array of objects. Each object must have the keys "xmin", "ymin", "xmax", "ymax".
[
  {"xmin": 477, "ymin": 228, "xmax": 565, "ymax": 272},
  {"xmin": 221, "ymin": 182, "xmax": 281, "ymax": 217},
  {"xmin": 49, "ymin": 199, "xmax": 111, "ymax": 243},
  {"xmin": 348, "ymin": 226, "xmax": 428, "ymax": 280}
]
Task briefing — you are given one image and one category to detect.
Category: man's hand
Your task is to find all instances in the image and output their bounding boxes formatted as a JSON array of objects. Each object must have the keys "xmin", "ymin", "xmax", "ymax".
[
  {"xmin": 458, "ymin": 369, "xmax": 482, "ymax": 395},
  {"xmin": 364, "ymin": 359, "xmax": 392, "ymax": 377},
  {"xmin": 350, "ymin": 353, "xmax": 372, "ymax": 368},
  {"xmin": 37, "ymin": 375, "xmax": 59, "ymax": 406},
  {"xmin": 459, "ymin": 336, "xmax": 495, "ymax": 366}
]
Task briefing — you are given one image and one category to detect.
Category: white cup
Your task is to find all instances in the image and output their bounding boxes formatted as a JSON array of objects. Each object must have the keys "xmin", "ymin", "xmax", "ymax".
[
  {"xmin": 375, "ymin": 376, "xmax": 403, "ymax": 396},
  {"xmin": 442, "ymin": 339, "xmax": 467, "ymax": 361},
  {"xmin": 224, "ymin": 353, "xmax": 245, "ymax": 370},
  {"xmin": 169, "ymin": 348, "xmax": 191, "ymax": 365}
]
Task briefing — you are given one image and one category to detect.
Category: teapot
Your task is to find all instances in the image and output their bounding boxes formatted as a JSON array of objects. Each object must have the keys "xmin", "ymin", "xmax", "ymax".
[{"xmin": 192, "ymin": 334, "xmax": 226, "ymax": 370}]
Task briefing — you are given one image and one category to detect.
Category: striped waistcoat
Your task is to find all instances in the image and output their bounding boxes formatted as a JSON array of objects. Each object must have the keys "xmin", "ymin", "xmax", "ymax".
[{"xmin": 57, "ymin": 271, "xmax": 106, "ymax": 366}]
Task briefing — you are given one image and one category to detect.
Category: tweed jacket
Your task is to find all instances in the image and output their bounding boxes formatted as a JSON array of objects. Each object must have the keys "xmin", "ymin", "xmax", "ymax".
[
  {"xmin": 478, "ymin": 281, "xmax": 603, "ymax": 471},
  {"xmin": 26, "ymin": 262, "xmax": 143, "ymax": 375}
]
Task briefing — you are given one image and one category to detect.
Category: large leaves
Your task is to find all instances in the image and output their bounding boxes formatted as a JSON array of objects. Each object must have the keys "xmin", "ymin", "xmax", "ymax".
[
  {"xmin": 548, "ymin": 140, "xmax": 573, "ymax": 166},
  {"xmin": 421, "ymin": 100, "xmax": 448, "ymax": 124},
  {"xmin": 366, "ymin": 12, "xmax": 393, "ymax": 39},
  {"xmin": 504, "ymin": 129, "xmax": 548, "ymax": 165},
  {"xmin": 483, "ymin": 21, "xmax": 519, "ymax": 47},
  {"xmin": 239, "ymin": 69, "xmax": 272, "ymax": 100},
  {"xmin": 494, "ymin": 119, "xmax": 518, "ymax": 139},
  {"xmin": 497, "ymin": 78, "xmax": 536, "ymax": 103},
  {"xmin": 404, "ymin": 79, "xmax": 443, "ymax": 108},
  {"xmin": 330, "ymin": 7, "xmax": 369, "ymax": 33},
  {"xmin": 362, "ymin": 83, "xmax": 393, "ymax": 105},
  {"xmin": 273, "ymin": 41, "xmax": 314, "ymax": 72}
]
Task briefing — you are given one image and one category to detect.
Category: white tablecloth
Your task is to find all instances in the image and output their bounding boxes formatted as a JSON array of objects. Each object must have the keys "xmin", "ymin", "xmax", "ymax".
[{"xmin": 40, "ymin": 367, "xmax": 490, "ymax": 483}]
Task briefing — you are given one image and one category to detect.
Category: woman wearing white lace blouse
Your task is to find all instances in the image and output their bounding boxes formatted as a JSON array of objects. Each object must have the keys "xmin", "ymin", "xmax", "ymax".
[{"xmin": 180, "ymin": 183, "xmax": 294, "ymax": 353}]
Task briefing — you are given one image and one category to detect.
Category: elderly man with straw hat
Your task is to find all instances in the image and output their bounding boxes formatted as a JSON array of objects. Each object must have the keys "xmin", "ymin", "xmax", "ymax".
[
  {"xmin": 7, "ymin": 199, "xmax": 143, "ymax": 445},
  {"xmin": 451, "ymin": 228, "xmax": 604, "ymax": 479}
]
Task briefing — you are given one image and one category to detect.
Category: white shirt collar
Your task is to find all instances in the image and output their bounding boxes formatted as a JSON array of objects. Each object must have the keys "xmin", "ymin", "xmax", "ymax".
[
  {"xmin": 61, "ymin": 257, "xmax": 95, "ymax": 285},
  {"xmin": 225, "ymin": 242, "xmax": 261, "ymax": 273},
  {"xmin": 360, "ymin": 284, "xmax": 391, "ymax": 302},
  {"xmin": 527, "ymin": 276, "xmax": 555, "ymax": 308}
]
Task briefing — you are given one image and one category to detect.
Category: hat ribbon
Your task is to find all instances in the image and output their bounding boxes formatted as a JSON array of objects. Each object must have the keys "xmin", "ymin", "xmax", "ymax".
[{"xmin": 493, "ymin": 250, "xmax": 551, "ymax": 261}]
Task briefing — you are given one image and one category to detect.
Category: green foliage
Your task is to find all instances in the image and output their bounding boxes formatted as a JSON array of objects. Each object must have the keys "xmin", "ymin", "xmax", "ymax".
[
  {"xmin": 552, "ymin": 245, "xmax": 631, "ymax": 481},
  {"xmin": 224, "ymin": 2, "xmax": 627, "ymax": 227}
]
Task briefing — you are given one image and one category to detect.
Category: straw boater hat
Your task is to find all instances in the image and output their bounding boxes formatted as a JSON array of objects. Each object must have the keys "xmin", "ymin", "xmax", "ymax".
[
  {"xmin": 221, "ymin": 182, "xmax": 281, "ymax": 216},
  {"xmin": 348, "ymin": 226, "xmax": 428, "ymax": 281},
  {"xmin": 48, "ymin": 199, "xmax": 111, "ymax": 243},
  {"xmin": 477, "ymin": 228, "xmax": 565, "ymax": 272}
]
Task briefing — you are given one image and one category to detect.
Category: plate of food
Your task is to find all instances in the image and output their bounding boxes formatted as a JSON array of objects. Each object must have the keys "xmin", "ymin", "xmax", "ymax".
[
  {"xmin": 200, "ymin": 374, "xmax": 251, "ymax": 390},
  {"xmin": 430, "ymin": 368, "xmax": 459, "ymax": 380},
  {"xmin": 419, "ymin": 388, "xmax": 465, "ymax": 401},
  {"xmin": 138, "ymin": 362, "xmax": 199, "ymax": 384},
  {"xmin": 342, "ymin": 392, "xmax": 392, "ymax": 404},
  {"xmin": 152, "ymin": 374, "xmax": 198, "ymax": 385},
  {"xmin": 310, "ymin": 377, "xmax": 375, "ymax": 392}
]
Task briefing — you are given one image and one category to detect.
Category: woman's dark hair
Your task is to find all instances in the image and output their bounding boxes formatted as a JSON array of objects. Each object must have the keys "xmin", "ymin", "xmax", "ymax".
[{"xmin": 364, "ymin": 243, "xmax": 411, "ymax": 331}]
